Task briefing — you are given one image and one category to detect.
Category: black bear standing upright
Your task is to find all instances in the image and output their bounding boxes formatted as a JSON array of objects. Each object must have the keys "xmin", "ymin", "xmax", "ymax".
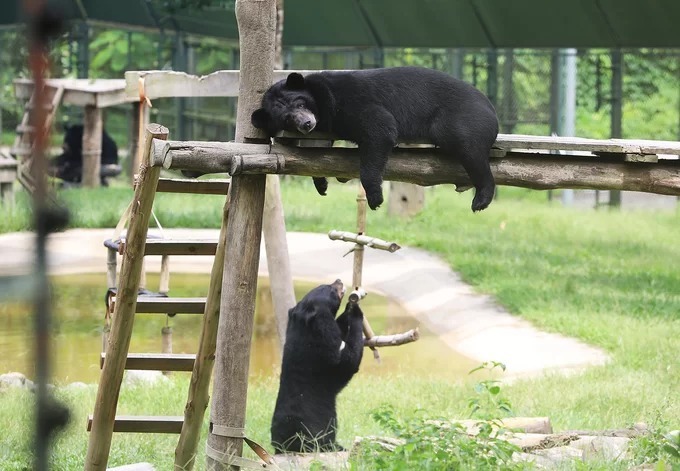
[
  {"xmin": 252, "ymin": 66, "xmax": 499, "ymax": 212},
  {"xmin": 271, "ymin": 279, "xmax": 364, "ymax": 453}
]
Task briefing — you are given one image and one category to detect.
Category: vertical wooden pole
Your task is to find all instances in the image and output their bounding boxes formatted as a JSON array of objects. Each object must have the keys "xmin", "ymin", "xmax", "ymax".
[
  {"xmin": 82, "ymin": 105, "xmax": 102, "ymax": 188},
  {"xmin": 85, "ymin": 124, "xmax": 168, "ymax": 471},
  {"xmin": 262, "ymin": 174, "xmax": 296, "ymax": 350},
  {"xmin": 175, "ymin": 198, "xmax": 229, "ymax": 471},
  {"xmin": 354, "ymin": 184, "xmax": 380, "ymax": 361},
  {"xmin": 162, "ymin": 324, "xmax": 173, "ymax": 376},
  {"xmin": 206, "ymin": 0, "xmax": 275, "ymax": 468}
]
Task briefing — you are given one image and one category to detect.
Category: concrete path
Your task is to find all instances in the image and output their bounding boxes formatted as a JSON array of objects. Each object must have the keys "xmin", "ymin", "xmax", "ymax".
[{"xmin": 0, "ymin": 228, "xmax": 609, "ymax": 379}]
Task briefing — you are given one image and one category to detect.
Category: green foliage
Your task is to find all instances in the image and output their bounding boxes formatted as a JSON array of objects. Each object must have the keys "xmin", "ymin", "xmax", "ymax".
[
  {"xmin": 467, "ymin": 361, "xmax": 512, "ymax": 420},
  {"xmin": 354, "ymin": 365, "xmax": 523, "ymax": 470},
  {"xmin": 630, "ymin": 411, "xmax": 680, "ymax": 469}
]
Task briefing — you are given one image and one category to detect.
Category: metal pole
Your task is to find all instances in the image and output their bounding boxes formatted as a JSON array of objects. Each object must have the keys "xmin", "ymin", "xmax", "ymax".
[
  {"xmin": 552, "ymin": 48, "xmax": 577, "ymax": 206},
  {"xmin": 486, "ymin": 49, "xmax": 498, "ymax": 107},
  {"xmin": 609, "ymin": 48, "xmax": 623, "ymax": 207}
]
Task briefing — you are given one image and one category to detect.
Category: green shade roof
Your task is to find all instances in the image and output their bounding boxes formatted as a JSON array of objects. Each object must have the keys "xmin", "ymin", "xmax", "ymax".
[{"xmin": 3, "ymin": 0, "xmax": 680, "ymax": 48}]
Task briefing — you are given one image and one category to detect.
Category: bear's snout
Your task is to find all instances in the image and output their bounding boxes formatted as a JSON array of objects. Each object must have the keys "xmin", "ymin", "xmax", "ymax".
[
  {"xmin": 291, "ymin": 109, "xmax": 316, "ymax": 134},
  {"xmin": 331, "ymin": 279, "xmax": 345, "ymax": 299}
]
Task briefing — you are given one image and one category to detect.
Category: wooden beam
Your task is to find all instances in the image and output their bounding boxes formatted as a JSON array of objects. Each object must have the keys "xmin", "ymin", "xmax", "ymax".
[
  {"xmin": 100, "ymin": 353, "xmax": 195, "ymax": 371},
  {"xmin": 141, "ymin": 240, "xmax": 218, "ymax": 256},
  {"xmin": 87, "ymin": 415, "xmax": 184, "ymax": 434},
  {"xmin": 123, "ymin": 297, "xmax": 206, "ymax": 314},
  {"xmin": 123, "ymin": 70, "xmax": 344, "ymax": 101},
  {"xmin": 85, "ymin": 124, "xmax": 168, "ymax": 471},
  {"xmin": 152, "ymin": 142, "xmax": 680, "ymax": 197},
  {"xmin": 151, "ymin": 178, "xmax": 231, "ymax": 195}
]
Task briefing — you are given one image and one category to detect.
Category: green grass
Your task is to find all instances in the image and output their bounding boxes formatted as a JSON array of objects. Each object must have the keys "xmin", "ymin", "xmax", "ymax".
[{"xmin": 0, "ymin": 177, "xmax": 679, "ymax": 469}]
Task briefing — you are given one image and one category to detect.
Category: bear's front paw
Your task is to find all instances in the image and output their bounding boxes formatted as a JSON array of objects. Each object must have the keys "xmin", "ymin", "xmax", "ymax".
[
  {"xmin": 365, "ymin": 190, "xmax": 383, "ymax": 210},
  {"xmin": 312, "ymin": 177, "xmax": 328, "ymax": 196}
]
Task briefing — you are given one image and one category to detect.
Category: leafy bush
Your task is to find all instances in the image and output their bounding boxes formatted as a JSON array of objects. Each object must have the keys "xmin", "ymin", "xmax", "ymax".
[{"xmin": 354, "ymin": 362, "xmax": 526, "ymax": 470}]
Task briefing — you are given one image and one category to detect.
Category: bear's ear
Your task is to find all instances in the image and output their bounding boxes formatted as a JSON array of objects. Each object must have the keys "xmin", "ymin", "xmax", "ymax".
[
  {"xmin": 285, "ymin": 72, "xmax": 305, "ymax": 90},
  {"xmin": 251, "ymin": 108, "xmax": 272, "ymax": 130}
]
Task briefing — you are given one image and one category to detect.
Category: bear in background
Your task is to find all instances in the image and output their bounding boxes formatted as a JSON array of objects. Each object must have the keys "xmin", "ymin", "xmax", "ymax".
[
  {"xmin": 271, "ymin": 279, "xmax": 364, "ymax": 453},
  {"xmin": 50, "ymin": 124, "xmax": 121, "ymax": 186},
  {"xmin": 251, "ymin": 66, "xmax": 498, "ymax": 212}
]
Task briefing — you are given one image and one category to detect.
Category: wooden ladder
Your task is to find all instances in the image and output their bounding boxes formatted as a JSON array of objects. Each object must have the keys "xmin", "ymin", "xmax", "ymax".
[
  {"xmin": 85, "ymin": 125, "xmax": 232, "ymax": 470},
  {"xmin": 11, "ymin": 85, "xmax": 64, "ymax": 193}
]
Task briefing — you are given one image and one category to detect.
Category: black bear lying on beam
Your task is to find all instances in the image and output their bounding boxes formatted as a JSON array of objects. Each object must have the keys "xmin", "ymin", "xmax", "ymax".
[
  {"xmin": 252, "ymin": 66, "xmax": 499, "ymax": 212},
  {"xmin": 271, "ymin": 279, "xmax": 364, "ymax": 453}
]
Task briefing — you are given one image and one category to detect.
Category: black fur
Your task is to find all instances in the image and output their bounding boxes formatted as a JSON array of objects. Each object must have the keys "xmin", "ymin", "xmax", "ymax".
[
  {"xmin": 271, "ymin": 280, "xmax": 364, "ymax": 453},
  {"xmin": 251, "ymin": 66, "xmax": 499, "ymax": 212},
  {"xmin": 50, "ymin": 125, "xmax": 120, "ymax": 186}
]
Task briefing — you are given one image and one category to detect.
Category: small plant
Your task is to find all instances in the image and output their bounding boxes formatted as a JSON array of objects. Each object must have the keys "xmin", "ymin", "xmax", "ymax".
[
  {"xmin": 354, "ymin": 362, "xmax": 525, "ymax": 470},
  {"xmin": 467, "ymin": 361, "xmax": 513, "ymax": 420},
  {"xmin": 630, "ymin": 410, "xmax": 680, "ymax": 469}
]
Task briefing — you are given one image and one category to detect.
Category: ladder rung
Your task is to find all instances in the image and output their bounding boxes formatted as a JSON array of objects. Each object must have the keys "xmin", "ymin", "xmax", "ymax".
[
  {"xmin": 151, "ymin": 177, "xmax": 230, "ymax": 195},
  {"xmin": 26, "ymin": 102, "xmax": 54, "ymax": 111},
  {"xmin": 16, "ymin": 124, "xmax": 35, "ymax": 134},
  {"xmin": 10, "ymin": 147, "xmax": 32, "ymax": 156},
  {"xmin": 143, "ymin": 240, "xmax": 218, "ymax": 256},
  {"xmin": 117, "ymin": 296, "xmax": 207, "ymax": 314},
  {"xmin": 87, "ymin": 415, "xmax": 183, "ymax": 434},
  {"xmin": 101, "ymin": 353, "xmax": 196, "ymax": 371}
]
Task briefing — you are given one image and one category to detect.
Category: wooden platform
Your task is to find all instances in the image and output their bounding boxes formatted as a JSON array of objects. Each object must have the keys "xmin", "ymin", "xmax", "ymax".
[{"xmin": 14, "ymin": 78, "xmax": 135, "ymax": 108}]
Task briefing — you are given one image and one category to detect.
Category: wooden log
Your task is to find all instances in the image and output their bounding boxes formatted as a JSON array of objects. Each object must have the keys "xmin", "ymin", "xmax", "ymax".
[
  {"xmin": 427, "ymin": 417, "xmax": 553, "ymax": 436},
  {"xmin": 328, "ymin": 230, "xmax": 401, "ymax": 252},
  {"xmin": 152, "ymin": 142, "xmax": 680, "ymax": 197},
  {"xmin": 262, "ymin": 174, "xmax": 296, "ymax": 350},
  {"xmin": 82, "ymin": 105, "xmax": 103, "ymax": 188},
  {"xmin": 175, "ymin": 198, "xmax": 229, "ymax": 471},
  {"xmin": 206, "ymin": 0, "xmax": 274, "ymax": 468},
  {"xmin": 85, "ymin": 123, "xmax": 168, "ymax": 471},
  {"xmin": 364, "ymin": 328, "xmax": 420, "ymax": 347}
]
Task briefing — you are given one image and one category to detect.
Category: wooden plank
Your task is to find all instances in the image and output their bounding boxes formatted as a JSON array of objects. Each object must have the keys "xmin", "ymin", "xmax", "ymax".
[
  {"xmin": 134, "ymin": 177, "xmax": 230, "ymax": 195},
  {"xmin": 271, "ymin": 130, "xmax": 680, "ymax": 156},
  {"xmin": 123, "ymin": 69, "xmax": 342, "ymax": 100},
  {"xmin": 127, "ymin": 296, "xmax": 207, "ymax": 314},
  {"xmin": 142, "ymin": 240, "xmax": 218, "ymax": 256},
  {"xmin": 87, "ymin": 415, "xmax": 184, "ymax": 434},
  {"xmin": 14, "ymin": 78, "xmax": 134, "ymax": 108},
  {"xmin": 100, "ymin": 353, "xmax": 195, "ymax": 371}
]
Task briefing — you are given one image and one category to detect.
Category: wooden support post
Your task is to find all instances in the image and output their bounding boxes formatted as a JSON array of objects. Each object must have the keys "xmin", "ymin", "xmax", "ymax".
[
  {"xmin": 262, "ymin": 173, "xmax": 296, "ymax": 350},
  {"xmin": 175, "ymin": 198, "xmax": 229, "ymax": 471},
  {"xmin": 106, "ymin": 249, "xmax": 117, "ymax": 289},
  {"xmin": 206, "ymin": 0, "xmax": 275, "ymax": 468},
  {"xmin": 162, "ymin": 324, "xmax": 173, "ymax": 376},
  {"xmin": 85, "ymin": 123, "xmax": 168, "ymax": 471},
  {"xmin": 354, "ymin": 184, "xmax": 380, "ymax": 361},
  {"xmin": 82, "ymin": 105, "xmax": 103, "ymax": 188},
  {"xmin": 207, "ymin": 176, "xmax": 266, "ymax": 470},
  {"xmin": 132, "ymin": 100, "xmax": 151, "ymax": 181},
  {"xmin": 387, "ymin": 181, "xmax": 425, "ymax": 217},
  {"xmin": 159, "ymin": 255, "xmax": 170, "ymax": 294}
]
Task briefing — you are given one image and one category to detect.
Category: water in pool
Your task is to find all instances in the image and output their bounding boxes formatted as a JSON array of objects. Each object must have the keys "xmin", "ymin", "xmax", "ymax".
[{"xmin": 0, "ymin": 273, "xmax": 477, "ymax": 384}]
